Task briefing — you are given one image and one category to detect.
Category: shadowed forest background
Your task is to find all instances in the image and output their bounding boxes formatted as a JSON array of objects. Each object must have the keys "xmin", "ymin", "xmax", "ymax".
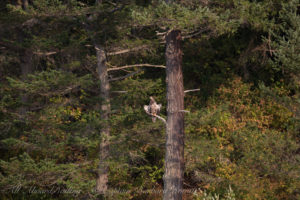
[{"xmin": 0, "ymin": 0, "xmax": 299, "ymax": 199}]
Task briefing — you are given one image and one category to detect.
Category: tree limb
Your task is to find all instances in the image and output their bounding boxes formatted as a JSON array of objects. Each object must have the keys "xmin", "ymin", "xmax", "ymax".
[
  {"xmin": 39, "ymin": 85, "xmax": 80, "ymax": 97},
  {"xmin": 184, "ymin": 89, "xmax": 200, "ymax": 93},
  {"xmin": 111, "ymin": 91, "xmax": 127, "ymax": 93},
  {"xmin": 22, "ymin": 18, "xmax": 40, "ymax": 28},
  {"xmin": 169, "ymin": 110, "xmax": 190, "ymax": 114},
  {"xmin": 0, "ymin": 41, "xmax": 58, "ymax": 56},
  {"xmin": 109, "ymin": 69, "xmax": 143, "ymax": 81},
  {"xmin": 83, "ymin": 65, "xmax": 99, "ymax": 80},
  {"xmin": 33, "ymin": 51, "xmax": 58, "ymax": 56},
  {"xmin": 108, "ymin": 64, "xmax": 166, "ymax": 71},
  {"xmin": 107, "ymin": 45, "xmax": 149, "ymax": 56},
  {"xmin": 144, "ymin": 109, "xmax": 167, "ymax": 125},
  {"xmin": 182, "ymin": 29, "xmax": 208, "ymax": 40},
  {"xmin": 179, "ymin": 110, "xmax": 190, "ymax": 113},
  {"xmin": 0, "ymin": 41, "xmax": 24, "ymax": 52}
]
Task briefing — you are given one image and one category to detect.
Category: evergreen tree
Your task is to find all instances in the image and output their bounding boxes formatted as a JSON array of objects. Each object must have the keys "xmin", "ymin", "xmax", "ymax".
[{"xmin": 0, "ymin": 1, "xmax": 299, "ymax": 200}]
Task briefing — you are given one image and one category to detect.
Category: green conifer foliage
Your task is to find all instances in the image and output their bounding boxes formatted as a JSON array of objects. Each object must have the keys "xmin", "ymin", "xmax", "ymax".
[{"xmin": 0, "ymin": 1, "xmax": 299, "ymax": 200}]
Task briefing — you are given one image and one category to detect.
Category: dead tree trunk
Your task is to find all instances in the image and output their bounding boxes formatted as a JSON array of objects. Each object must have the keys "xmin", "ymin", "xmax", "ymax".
[
  {"xmin": 22, "ymin": 0, "xmax": 29, "ymax": 10},
  {"xmin": 95, "ymin": 45, "xmax": 111, "ymax": 194},
  {"xmin": 19, "ymin": 49, "xmax": 33, "ymax": 116},
  {"xmin": 163, "ymin": 30, "xmax": 185, "ymax": 200},
  {"xmin": 20, "ymin": 49, "xmax": 33, "ymax": 79},
  {"xmin": 15, "ymin": 0, "xmax": 29, "ymax": 10}
]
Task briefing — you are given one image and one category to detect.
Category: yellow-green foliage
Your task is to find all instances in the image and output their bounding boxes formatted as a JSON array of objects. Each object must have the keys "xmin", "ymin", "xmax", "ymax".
[
  {"xmin": 185, "ymin": 77, "xmax": 300, "ymax": 200},
  {"xmin": 1, "ymin": 0, "xmax": 300, "ymax": 200}
]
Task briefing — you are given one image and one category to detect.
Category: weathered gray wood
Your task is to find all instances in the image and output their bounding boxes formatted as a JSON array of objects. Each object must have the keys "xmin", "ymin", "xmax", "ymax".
[
  {"xmin": 95, "ymin": 45, "xmax": 111, "ymax": 194},
  {"xmin": 163, "ymin": 30, "xmax": 184, "ymax": 200}
]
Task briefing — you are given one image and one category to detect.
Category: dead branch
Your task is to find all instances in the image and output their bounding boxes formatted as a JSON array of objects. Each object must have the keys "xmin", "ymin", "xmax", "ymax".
[
  {"xmin": 0, "ymin": 41, "xmax": 24, "ymax": 52},
  {"xmin": 182, "ymin": 28, "xmax": 208, "ymax": 40},
  {"xmin": 108, "ymin": 64, "xmax": 166, "ymax": 71},
  {"xmin": 107, "ymin": 45, "xmax": 148, "ymax": 56},
  {"xmin": 156, "ymin": 31, "xmax": 168, "ymax": 36},
  {"xmin": 83, "ymin": 65, "xmax": 99, "ymax": 80},
  {"xmin": 169, "ymin": 110, "xmax": 190, "ymax": 114},
  {"xmin": 111, "ymin": 91, "xmax": 128, "ymax": 93},
  {"xmin": 144, "ymin": 108, "xmax": 167, "ymax": 125},
  {"xmin": 109, "ymin": 69, "xmax": 143, "ymax": 81},
  {"xmin": 29, "ymin": 106, "xmax": 45, "ymax": 111},
  {"xmin": 22, "ymin": 18, "xmax": 40, "ymax": 28},
  {"xmin": 33, "ymin": 51, "xmax": 58, "ymax": 56},
  {"xmin": 179, "ymin": 110, "xmax": 190, "ymax": 113},
  {"xmin": 40, "ymin": 85, "xmax": 80, "ymax": 97},
  {"xmin": 184, "ymin": 89, "xmax": 200, "ymax": 93}
]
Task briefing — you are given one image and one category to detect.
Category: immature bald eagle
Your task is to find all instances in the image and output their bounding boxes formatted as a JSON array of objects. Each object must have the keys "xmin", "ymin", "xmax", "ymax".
[{"xmin": 144, "ymin": 96, "xmax": 162, "ymax": 122}]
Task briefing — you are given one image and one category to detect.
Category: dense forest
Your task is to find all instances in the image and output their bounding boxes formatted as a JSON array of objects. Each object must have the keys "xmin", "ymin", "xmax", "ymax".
[{"xmin": 0, "ymin": 0, "xmax": 299, "ymax": 199}]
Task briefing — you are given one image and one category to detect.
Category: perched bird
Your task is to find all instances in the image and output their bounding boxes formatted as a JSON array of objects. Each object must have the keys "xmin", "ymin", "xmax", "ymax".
[{"xmin": 144, "ymin": 96, "xmax": 162, "ymax": 122}]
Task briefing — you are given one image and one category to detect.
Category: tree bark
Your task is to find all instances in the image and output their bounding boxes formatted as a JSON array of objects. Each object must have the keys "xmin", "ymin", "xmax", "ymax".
[
  {"xmin": 16, "ymin": 0, "xmax": 22, "ymax": 9},
  {"xmin": 163, "ymin": 30, "xmax": 185, "ymax": 200},
  {"xmin": 15, "ymin": 0, "xmax": 29, "ymax": 10},
  {"xmin": 95, "ymin": 0, "xmax": 103, "ymax": 5},
  {"xmin": 19, "ymin": 49, "xmax": 33, "ymax": 116},
  {"xmin": 238, "ymin": 38, "xmax": 254, "ymax": 81},
  {"xmin": 22, "ymin": 0, "xmax": 29, "ymax": 10},
  {"xmin": 95, "ymin": 45, "xmax": 111, "ymax": 194}
]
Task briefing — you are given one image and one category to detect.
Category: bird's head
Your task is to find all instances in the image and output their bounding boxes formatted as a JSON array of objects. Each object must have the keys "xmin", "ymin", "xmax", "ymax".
[{"xmin": 149, "ymin": 96, "xmax": 156, "ymax": 104}]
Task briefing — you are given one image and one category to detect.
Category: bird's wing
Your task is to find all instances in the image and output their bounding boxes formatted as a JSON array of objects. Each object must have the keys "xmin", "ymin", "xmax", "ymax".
[
  {"xmin": 157, "ymin": 104, "xmax": 162, "ymax": 110},
  {"xmin": 156, "ymin": 104, "xmax": 162, "ymax": 115},
  {"xmin": 144, "ymin": 105, "xmax": 150, "ymax": 113}
]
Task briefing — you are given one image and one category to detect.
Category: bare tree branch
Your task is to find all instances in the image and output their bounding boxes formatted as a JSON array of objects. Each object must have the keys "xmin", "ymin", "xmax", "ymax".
[
  {"xmin": 144, "ymin": 108, "xmax": 167, "ymax": 125},
  {"xmin": 39, "ymin": 85, "xmax": 80, "ymax": 97},
  {"xmin": 107, "ymin": 45, "xmax": 149, "ymax": 56},
  {"xmin": 109, "ymin": 69, "xmax": 143, "ymax": 81},
  {"xmin": 169, "ymin": 110, "xmax": 190, "ymax": 114},
  {"xmin": 179, "ymin": 110, "xmax": 190, "ymax": 113},
  {"xmin": 184, "ymin": 89, "xmax": 200, "ymax": 93},
  {"xmin": 111, "ymin": 91, "xmax": 127, "ymax": 93},
  {"xmin": 33, "ymin": 51, "xmax": 58, "ymax": 56},
  {"xmin": 22, "ymin": 18, "xmax": 40, "ymax": 28},
  {"xmin": 182, "ymin": 30, "xmax": 204, "ymax": 40},
  {"xmin": 108, "ymin": 64, "xmax": 166, "ymax": 71},
  {"xmin": 156, "ymin": 31, "xmax": 168, "ymax": 36},
  {"xmin": 0, "ymin": 41, "xmax": 24, "ymax": 52},
  {"xmin": 83, "ymin": 65, "xmax": 99, "ymax": 80}
]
